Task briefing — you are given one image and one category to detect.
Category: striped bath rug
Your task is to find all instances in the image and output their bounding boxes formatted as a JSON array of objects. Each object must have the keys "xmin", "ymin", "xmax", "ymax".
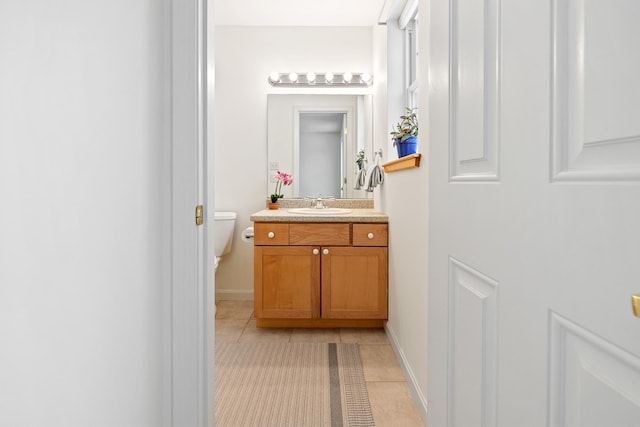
[{"xmin": 216, "ymin": 342, "xmax": 375, "ymax": 427}]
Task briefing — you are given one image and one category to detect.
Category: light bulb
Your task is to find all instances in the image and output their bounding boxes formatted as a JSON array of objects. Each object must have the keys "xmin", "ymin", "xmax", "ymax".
[
  {"xmin": 306, "ymin": 72, "xmax": 316, "ymax": 84},
  {"xmin": 269, "ymin": 72, "xmax": 280, "ymax": 83},
  {"xmin": 361, "ymin": 72, "xmax": 372, "ymax": 84},
  {"xmin": 325, "ymin": 72, "xmax": 334, "ymax": 83},
  {"xmin": 288, "ymin": 72, "xmax": 298, "ymax": 82},
  {"xmin": 343, "ymin": 72, "xmax": 353, "ymax": 83}
]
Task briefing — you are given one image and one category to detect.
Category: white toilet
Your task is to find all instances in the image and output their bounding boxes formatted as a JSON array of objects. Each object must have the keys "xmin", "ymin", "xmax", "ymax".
[
  {"xmin": 214, "ymin": 211, "xmax": 236, "ymax": 315},
  {"xmin": 214, "ymin": 211, "xmax": 237, "ymax": 273}
]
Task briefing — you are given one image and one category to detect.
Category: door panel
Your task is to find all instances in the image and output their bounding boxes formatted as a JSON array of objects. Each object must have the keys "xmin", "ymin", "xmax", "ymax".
[
  {"xmin": 450, "ymin": 0, "xmax": 500, "ymax": 181},
  {"xmin": 549, "ymin": 313, "xmax": 640, "ymax": 426},
  {"xmin": 552, "ymin": 0, "xmax": 640, "ymax": 181},
  {"xmin": 427, "ymin": 0, "xmax": 640, "ymax": 426},
  {"xmin": 448, "ymin": 257, "xmax": 498, "ymax": 427}
]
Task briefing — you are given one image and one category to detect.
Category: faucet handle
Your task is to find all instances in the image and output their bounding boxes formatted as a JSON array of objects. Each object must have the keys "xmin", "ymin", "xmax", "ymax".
[
  {"xmin": 322, "ymin": 197, "xmax": 335, "ymax": 208},
  {"xmin": 303, "ymin": 196, "xmax": 316, "ymax": 208}
]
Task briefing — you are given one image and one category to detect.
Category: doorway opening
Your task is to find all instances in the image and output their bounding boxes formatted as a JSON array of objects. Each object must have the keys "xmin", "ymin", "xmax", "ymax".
[{"xmin": 298, "ymin": 112, "xmax": 347, "ymax": 198}]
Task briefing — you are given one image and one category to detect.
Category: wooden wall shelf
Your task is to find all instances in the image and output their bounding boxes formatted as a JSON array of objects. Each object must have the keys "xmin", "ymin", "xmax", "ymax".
[{"xmin": 382, "ymin": 153, "xmax": 422, "ymax": 173}]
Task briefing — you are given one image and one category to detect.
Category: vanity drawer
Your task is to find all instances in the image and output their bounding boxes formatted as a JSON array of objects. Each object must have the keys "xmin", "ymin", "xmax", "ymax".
[
  {"xmin": 353, "ymin": 224, "xmax": 388, "ymax": 246},
  {"xmin": 254, "ymin": 223, "xmax": 289, "ymax": 245},
  {"xmin": 289, "ymin": 223, "xmax": 350, "ymax": 246}
]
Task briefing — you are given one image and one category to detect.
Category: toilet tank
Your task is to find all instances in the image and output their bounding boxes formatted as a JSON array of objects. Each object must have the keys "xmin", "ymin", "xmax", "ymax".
[{"xmin": 214, "ymin": 211, "xmax": 237, "ymax": 257}]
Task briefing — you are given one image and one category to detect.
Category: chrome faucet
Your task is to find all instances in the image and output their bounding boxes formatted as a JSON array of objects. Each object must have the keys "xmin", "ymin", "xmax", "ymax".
[{"xmin": 305, "ymin": 196, "xmax": 335, "ymax": 209}]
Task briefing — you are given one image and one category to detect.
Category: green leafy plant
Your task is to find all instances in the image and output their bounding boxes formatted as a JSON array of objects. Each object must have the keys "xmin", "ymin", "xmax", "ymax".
[
  {"xmin": 355, "ymin": 149, "xmax": 366, "ymax": 170},
  {"xmin": 390, "ymin": 107, "xmax": 418, "ymax": 146}
]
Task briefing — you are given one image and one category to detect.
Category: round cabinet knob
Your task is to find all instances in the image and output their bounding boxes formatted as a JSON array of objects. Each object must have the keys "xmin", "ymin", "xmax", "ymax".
[
  {"xmin": 323, "ymin": 249, "xmax": 329, "ymax": 255},
  {"xmin": 312, "ymin": 249, "xmax": 319, "ymax": 255},
  {"xmin": 368, "ymin": 233, "xmax": 374, "ymax": 239},
  {"xmin": 267, "ymin": 231, "xmax": 275, "ymax": 239}
]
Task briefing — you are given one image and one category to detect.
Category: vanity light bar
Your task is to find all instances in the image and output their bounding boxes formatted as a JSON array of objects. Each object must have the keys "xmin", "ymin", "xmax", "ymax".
[{"xmin": 268, "ymin": 72, "xmax": 373, "ymax": 87}]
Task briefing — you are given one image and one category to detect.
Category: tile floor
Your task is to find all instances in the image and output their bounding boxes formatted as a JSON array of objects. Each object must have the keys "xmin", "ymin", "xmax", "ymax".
[{"xmin": 215, "ymin": 300, "xmax": 424, "ymax": 427}]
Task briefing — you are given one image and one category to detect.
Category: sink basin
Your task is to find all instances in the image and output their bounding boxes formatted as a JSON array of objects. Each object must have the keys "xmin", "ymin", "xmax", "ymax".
[{"xmin": 287, "ymin": 207, "xmax": 352, "ymax": 215}]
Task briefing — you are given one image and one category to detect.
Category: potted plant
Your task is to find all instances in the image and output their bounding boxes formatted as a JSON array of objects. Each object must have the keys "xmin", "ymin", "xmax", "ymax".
[
  {"xmin": 268, "ymin": 170, "xmax": 293, "ymax": 209},
  {"xmin": 390, "ymin": 107, "xmax": 418, "ymax": 158},
  {"xmin": 355, "ymin": 149, "xmax": 366, "ymax": 170}
]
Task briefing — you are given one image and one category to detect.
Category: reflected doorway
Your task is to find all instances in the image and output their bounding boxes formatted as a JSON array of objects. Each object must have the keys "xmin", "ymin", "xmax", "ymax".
[{"xmin": 298, "ymin": 112, "xmax": 347, "ymax": 198}]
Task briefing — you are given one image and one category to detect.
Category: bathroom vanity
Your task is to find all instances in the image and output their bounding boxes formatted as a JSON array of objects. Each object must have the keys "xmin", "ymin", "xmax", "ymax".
[{"xmin": 250, "ymin": 206, "xmax": 388, "ymax": 328}]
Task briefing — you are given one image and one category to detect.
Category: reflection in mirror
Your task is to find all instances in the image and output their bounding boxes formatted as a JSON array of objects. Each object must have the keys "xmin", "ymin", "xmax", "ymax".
[
  {"xmin": 299, "ymin": 112, "xmax": 344, "ymax": 197},
  {"xmin": 267, "ymin": 94, "xmax": 373, "ymax": 199}
]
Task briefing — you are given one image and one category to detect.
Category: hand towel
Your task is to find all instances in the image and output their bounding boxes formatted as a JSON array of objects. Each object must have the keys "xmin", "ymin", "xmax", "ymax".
[
  {"xmin": 354, "ymin": 167, "xmax": 367, "ymax": 190},
  {"xmin": 365, "ymin": 154, "xmax": 384, "ymax": 192}
]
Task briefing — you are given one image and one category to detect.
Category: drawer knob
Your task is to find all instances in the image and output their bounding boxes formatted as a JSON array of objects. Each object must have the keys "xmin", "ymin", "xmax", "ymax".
[
  {"xmin": 313, "ymin": 248, "xmax": 319, "ymax": 255},
  {"xmin": 368, "ymin": 233, "xmax": 374, "ymax": 239},
  {"xmin": 323, "ymin": 249, "xmax": 329, "ymax": 255},
  {"xmin": 267, "ymin": 231, "xmax": 275, "ymax": 239}
]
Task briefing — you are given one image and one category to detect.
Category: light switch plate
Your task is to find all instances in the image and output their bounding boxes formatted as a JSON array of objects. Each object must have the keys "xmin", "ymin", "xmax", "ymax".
[{"xmin": 269, "ymin": 162, "xmax": 279, "ymax": 171}]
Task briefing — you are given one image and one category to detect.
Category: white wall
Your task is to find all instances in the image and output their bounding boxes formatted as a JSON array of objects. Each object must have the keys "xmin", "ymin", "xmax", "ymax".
[
  {"xmin": 378, "ymin": 13, "xmax": 430, "ymax": 423},
  {"xmin": 0, "ymin": 1, "xmax": 171, "ymax": 425},
  {"xmin": 214, "ymin": 25, "xmax": 374, "ymax": 299}
]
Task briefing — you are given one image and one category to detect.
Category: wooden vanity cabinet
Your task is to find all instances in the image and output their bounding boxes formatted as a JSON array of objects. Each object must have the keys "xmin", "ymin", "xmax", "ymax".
[{"xmin": 253, "ymin": 222, "xmax": 388, "ymax": 327}]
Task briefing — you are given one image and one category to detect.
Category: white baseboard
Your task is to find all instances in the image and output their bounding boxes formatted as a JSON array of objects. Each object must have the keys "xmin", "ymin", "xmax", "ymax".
[
  {"xmin": 385, "ymin": 322, "xmax": 428, "ymax": 424},
  {"xmin": 215, "ymin": 289, "xmax": 253, "ymax": 301}
]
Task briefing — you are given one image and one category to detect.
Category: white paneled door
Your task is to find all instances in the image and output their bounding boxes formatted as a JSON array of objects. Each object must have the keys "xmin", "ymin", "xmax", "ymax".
[{"xmin": 427, "ymin": 0, "xmax": 640, "ymax": 425}]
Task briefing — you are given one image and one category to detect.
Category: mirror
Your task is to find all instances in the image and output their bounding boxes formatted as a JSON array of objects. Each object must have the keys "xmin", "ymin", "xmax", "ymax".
[{"xmin": 267, "ymin": 94, "xmax": 373, "ymax": 199}]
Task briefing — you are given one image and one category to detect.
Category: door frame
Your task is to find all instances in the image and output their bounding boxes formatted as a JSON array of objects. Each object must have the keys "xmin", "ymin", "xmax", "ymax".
[{"xmin": 170, "ymin": 0, "xmax": 212, "ymax": 425}]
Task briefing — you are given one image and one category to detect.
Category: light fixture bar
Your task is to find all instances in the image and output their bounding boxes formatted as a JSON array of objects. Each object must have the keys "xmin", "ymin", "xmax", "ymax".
[{"xmin": 268, "ymin": 72, "xmax": 373, "ymax": 87}]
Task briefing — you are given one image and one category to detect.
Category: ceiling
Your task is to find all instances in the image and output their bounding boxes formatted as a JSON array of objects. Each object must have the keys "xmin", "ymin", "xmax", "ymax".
[{"xmin": 214, "ymin": 0, "xmax": 390, "ymax": 27}]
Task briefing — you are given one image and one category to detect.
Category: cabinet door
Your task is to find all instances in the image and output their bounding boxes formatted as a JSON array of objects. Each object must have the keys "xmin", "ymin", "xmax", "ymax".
[
  {"xmin": 254, "ymin": 246, "xmax": 320, "ymax": 319},
  {"xmin": 321, "ymin": 246, "xmax": 388, "ymax": 319}
]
